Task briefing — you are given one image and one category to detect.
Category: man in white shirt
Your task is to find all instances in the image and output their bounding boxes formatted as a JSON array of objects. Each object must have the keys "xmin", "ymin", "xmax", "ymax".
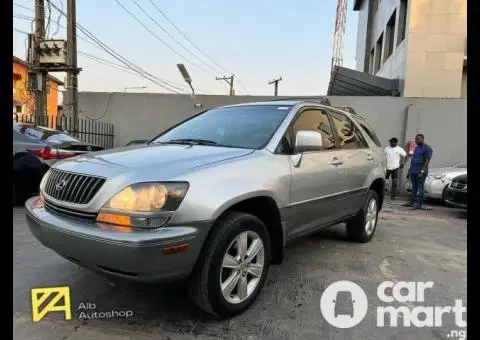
[{"xmin": 384, "ymin": 137, "xmax": 407, "ymax": 200}]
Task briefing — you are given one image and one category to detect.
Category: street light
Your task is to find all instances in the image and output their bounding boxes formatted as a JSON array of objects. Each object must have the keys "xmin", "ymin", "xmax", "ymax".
[
  {"xmin": 124, "ymin": 86, "xmax": 147, "ymax": 92},
  {"xmin": 177, "ymin": 64, "xmax": 195, "ymax": 97}
]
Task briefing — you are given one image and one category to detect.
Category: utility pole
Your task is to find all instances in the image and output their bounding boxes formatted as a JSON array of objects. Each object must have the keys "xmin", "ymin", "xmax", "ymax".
[
  {"xmin": 66, "ymin": 0, "xmax": 79, "ymax": 134},
  {"xmin": 34, "ymin": 0, "xmax": 46, "ymax": 124},
  {"xmin": 268, "ymin": 77, "xmax": 283, "ymax": 96},
  {"xmin": 216, "ymin": 75, "xmax": 235, "ymax": 96}
]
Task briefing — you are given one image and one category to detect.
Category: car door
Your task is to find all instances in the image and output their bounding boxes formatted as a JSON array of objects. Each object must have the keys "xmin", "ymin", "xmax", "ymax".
[
  {"xmin": 282, "ymin": 108, "xmax": 349, "ymax": 240},
  {"xmin": 327, "ymin": 109, "xmax": 372, "ymax": 215}
]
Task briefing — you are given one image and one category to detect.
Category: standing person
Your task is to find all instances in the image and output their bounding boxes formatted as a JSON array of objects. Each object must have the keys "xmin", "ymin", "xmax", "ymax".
[
  {"xmin": 384, "ymin": 137, "xmax": 406, "ymax": 200},
  {"xmin": 403, "ymin": 134, "xmax": 433, "ymax": 209}
]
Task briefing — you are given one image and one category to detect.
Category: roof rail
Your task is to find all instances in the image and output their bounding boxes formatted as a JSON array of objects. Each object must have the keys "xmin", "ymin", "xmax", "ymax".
[
  {"xmin": 333, "ymin": 106, "xmax": 358, "ymax": 115},
  {"xmin": 266, "ymin": 97, "xmax": 332, "ymax": 106}
]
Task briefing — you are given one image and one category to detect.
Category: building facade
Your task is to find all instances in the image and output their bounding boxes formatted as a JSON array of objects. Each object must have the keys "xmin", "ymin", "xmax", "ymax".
[
  {"xmin": 13, "ymin": 56, "xmax": 64, "ymax": 119},
  {"xmin": 354, "ymin": 0, "xmax": 466, "ymax": 98}
]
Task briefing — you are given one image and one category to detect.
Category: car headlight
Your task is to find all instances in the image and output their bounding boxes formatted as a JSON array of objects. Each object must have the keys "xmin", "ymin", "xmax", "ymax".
[{"xmin": 96, "ymin": 182, "xmax": 189, "ymax": 229}]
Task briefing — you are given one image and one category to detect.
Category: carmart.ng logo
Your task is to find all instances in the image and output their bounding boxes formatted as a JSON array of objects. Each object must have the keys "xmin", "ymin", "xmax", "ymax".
[{"xmin": 320, "ymin": 280, "xmax": 369, "ymax": 329}]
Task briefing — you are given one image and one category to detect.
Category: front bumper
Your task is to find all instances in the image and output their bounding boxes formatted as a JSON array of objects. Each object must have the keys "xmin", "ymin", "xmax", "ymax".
[
  {"xmin": 404, "ymin": 178, "xmax": 448, "ymax": 199},
  {"xmin": 25, "ymin": 197, "xmax": 212, "ymax": 282},
  {"xmin": 443, "ymin": 187, "xmax": 467, "ymax": 209}
]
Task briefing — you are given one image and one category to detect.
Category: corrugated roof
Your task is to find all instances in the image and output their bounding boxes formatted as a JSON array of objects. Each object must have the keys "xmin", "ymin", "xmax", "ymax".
[
  {"xmin": 13, "ymin": 55, "xmax": 64, "ymax": 85},
  {"xmin": 327, "ymin": 66, "xmax": 400, "ymax": 97}
]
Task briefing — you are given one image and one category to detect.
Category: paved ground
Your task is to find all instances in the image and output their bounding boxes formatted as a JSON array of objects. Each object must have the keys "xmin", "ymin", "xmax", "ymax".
[{"xmin": 13, "ymin": 199, "xmax": 467, "ymax": 340}]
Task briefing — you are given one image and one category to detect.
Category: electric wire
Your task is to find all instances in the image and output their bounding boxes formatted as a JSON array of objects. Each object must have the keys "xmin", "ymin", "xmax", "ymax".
[
  {"xmin": 112, "ymin": 0, "xmax": 213, "ymax": 76},
  {"xmin": 146, "ymin": 0, "xmax": 250, "ymax": 94},
  {"xmin": 15, "ymin": 6, "xmax": 188, "ymax": 94},
  {"xmin": 130, "ymin": 0, "xmax": 219, "ymax": 75}
]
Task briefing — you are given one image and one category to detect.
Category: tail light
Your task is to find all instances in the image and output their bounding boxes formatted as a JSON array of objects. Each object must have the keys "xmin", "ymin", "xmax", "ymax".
[{"xmin": 27, "ymin": 147, "xmax": 75, "ymax": 160}]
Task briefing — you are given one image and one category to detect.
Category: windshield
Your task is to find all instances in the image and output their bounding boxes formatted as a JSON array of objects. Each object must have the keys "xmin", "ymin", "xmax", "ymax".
[
  {"xmin": 151, "ymin": 105, "xmax": 293, "ymax": 149},
  {"xmin": 13, "ymin": 124, "xmax": 80, "ymax": 145},
  {"xmin": 454, "ymin": 161, "xmax": 467, "ymax": 168}
]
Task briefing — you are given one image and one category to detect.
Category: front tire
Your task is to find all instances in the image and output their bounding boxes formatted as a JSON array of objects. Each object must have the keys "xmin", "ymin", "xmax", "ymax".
[
  {"xmin": 189, "ymin": 212, "xmax": 271, "ymax": 318},
  {"xmin": 346, "ymin": 190, "xmax": 379, "ymax": 243}
]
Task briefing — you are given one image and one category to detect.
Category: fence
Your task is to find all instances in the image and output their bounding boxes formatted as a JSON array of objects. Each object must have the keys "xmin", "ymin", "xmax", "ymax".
[{"xmin": 13, "ymin": 113, "xmax": 114, "ymax": 149}]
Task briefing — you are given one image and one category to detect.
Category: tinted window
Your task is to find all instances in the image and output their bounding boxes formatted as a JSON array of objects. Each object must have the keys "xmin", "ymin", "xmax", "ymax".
[
  {"xmin": 352, "ymin": 116, "xmax": 382, "ymax": 147},
  {"xmin": 13, "ymin": 124, "xmax": 79, "ymax": 145},
  {"xmin": 291, "ymin": 109, "xmax": 336, "ymax": 151},
  {"xmin": 277, "ymin": 127, "xmax": 294, "ymax": 154},
  {"xmin": 328, "ymin": 111, "xmax": 368, "ymax": 149},
  {"xmin": 152, "ymin": 105, "xmax": 292, "ymax": 149}
]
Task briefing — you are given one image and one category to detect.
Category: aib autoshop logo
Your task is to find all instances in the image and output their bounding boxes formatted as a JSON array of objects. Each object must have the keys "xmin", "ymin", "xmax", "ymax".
[{"xmin": 320, "ymin": 280, "xmax": 467, "ymax": 333}]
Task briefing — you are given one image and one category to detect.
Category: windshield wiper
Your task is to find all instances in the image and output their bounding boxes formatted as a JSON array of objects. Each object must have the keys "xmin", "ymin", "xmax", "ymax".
[{"xmin": 161, "ymin": 138, "xmax": 219, "ymax": 146}]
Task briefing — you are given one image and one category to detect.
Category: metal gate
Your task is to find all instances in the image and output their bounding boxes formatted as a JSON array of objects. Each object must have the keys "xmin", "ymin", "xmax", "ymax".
[{"xmin": 13, "ymin": 114, "xmax": 114, "ymax": 149}]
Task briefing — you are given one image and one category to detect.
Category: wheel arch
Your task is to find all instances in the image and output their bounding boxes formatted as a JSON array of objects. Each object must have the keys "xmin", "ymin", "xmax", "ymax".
[{"xmin": 208, "ymin": 195, "xmax": 285, "ymax": 265}]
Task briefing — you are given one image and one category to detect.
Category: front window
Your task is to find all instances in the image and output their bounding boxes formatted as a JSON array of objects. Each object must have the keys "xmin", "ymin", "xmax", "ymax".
[{"xmin": 151, "ymin": 105, "xmax": 292, "ymax": 149}]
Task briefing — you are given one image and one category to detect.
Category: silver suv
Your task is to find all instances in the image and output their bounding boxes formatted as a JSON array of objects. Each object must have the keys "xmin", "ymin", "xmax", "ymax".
[{"xmin": 25, "ymin": 101, "xmax": 386, "ymax": 318}]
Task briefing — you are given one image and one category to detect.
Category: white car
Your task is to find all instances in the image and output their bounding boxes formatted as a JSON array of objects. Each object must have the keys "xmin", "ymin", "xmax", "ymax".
[{"xmin": 405, "ymin": 161, "xmax": 467, "ymax": 201}]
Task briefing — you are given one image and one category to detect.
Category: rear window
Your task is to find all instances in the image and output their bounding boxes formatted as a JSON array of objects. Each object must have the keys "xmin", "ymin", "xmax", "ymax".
[
  {"xmin": 13, "ymin": 124, "xmax": 79, "ymax": 145},
  {"xmin": 352, "ymin": 117, "xmax": 382, "ymax": 147}
]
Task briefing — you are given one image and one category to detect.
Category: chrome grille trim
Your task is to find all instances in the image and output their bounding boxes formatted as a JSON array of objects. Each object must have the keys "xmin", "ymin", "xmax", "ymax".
[
  {"xmin": 43, "ymin": 169, "xmax": 106, "ymax": 205},
  {"xmin": 44, "ymin": 199, "xmax": 97, "ymax": 221}
]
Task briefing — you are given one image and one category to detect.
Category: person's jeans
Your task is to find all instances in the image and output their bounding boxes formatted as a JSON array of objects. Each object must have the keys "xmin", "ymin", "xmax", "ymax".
[{"xmin": 410, "ymin": 172, "xmax": 428, "ymax": 206}]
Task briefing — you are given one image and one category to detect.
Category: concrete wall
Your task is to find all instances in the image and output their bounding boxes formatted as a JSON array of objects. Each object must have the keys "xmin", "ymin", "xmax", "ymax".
[
  {"xmin": 78, "ymin": 92, "xmax": 467, "ymax": 170},
  {"xmin": 354, "ymin": 0, "xmax": 467, "ymax": 98},
  {"xmin": 403, "ymin": 0, "xmax": 467, "ymax": 98}
]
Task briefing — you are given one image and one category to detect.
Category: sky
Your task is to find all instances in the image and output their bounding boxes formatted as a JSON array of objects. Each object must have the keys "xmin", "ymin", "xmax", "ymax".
[{"xmin": 13, "ymin": 0, "xmax": 359, "ymax": 96}]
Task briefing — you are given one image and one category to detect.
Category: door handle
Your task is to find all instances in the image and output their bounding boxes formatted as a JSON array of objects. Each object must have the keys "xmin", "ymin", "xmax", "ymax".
[
  {"xmin": 331, "ymin": 158, "xmax": 343, "ymax": 166},
  {"xmin": 367, "ymin": 154, "xmax": 374, "ymax": 161}
]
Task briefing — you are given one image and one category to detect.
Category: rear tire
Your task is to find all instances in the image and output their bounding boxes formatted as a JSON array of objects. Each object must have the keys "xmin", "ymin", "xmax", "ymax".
[
  {"xmin": 189, "ymin": 212, "xmax": 271, "ymax": 318},
  {"xmin": 346, "ymin": 190, "xmax": 379, "ymax": 243}
]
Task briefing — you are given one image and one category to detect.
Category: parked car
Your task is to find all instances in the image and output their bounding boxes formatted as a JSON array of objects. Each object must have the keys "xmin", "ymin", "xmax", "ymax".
[
  {"xmin": 25, "ymin": 101, "xmax": 386, "ymax": 318},
  {"xmin": 443, "ymin": 174, "xmax": 467, "ymax": 209},
  {"xmin": 125, "ymin": 139, "xmax": 149, "ymax": 146},
  {"xmin": 405, "ymin": 161, "xmax": 467, "ymax": 202},
  {"xmin": 13, "ymin": 123, "xmax": 103, "ymax": 205}
]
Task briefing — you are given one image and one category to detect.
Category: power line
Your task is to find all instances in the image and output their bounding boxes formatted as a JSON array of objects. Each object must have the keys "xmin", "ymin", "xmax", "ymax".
[
  {"xmin": 16, "ymin": 6, "xmax": 188, "ymax": 94},
  {"xmin": 78, "ymin": 51, "xmax": 214, "ymax": 94},
  {"xmin": 14, "ymin": 20, "xmax": 199, "ymax": 94},
  {"xmin": 147, "ymin": 0, "xmax": 229, "ymax": 75},
  {"xmin": 45, "ymin": 0, "xmax": 52, "ymax": 37},
  {"xmin": 130, "ymin": 0, "xmax": 219, "ymax": 75},
  {"xmin": 146, "ymin": 0, "xmax": 250, "ymax": 95},
  {"xmin": 112, "ymin": 0, "xmax": 213, "ymax": 77}
]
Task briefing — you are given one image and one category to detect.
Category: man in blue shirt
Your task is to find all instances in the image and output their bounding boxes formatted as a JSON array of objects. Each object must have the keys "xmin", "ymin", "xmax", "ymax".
[{"xmin": 403, "ymin": 134, "xmax": 433, "ymax": 209}]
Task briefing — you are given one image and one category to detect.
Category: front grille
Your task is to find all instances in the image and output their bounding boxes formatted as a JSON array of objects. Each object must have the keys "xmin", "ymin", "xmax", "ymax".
[
  {"xmin": 44, "ymin": 199, "xmax": 97, "ymax": 221},
  {"xmin": 43, "ymin": 169, "xmax": 106, "ymax": 204}
]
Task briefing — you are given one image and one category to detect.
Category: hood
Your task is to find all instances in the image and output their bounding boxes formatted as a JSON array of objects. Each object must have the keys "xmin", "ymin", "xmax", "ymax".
[{"xmin": 54, "ymin": 143, "xmax": 254, "ymax": 177}]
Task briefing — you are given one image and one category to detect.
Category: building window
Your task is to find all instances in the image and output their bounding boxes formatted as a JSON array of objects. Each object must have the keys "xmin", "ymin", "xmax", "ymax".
[
  {"xmin": 15, "ymin": 106, "xmax": 22, "ymax": 113},
  {"xmin": 368, "ymin": 48, "xmax": 375, "ymax": 74},
  {"xmin": 397, "ymin": 0, "xmax": 408, "ymax": 45},
  {"xmin": 374, "ymin": 33, "xmax": 384, "ymax": 74},
  {"xmin": 384, "ymin": 11, "xmax": 396, "ymax": 62}
]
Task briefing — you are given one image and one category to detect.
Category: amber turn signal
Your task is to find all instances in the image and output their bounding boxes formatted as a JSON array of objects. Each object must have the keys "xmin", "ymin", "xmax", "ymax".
[
  {"xmin": 96, "ymin": 212, "xmax": 132, "ymax": 227},
  {"xmin": 163, "ymin": 244, "xmax": 189, "ymax": 255}
]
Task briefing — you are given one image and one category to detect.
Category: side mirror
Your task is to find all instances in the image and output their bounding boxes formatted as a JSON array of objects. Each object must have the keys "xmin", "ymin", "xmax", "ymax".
[{"xmin": 295, "ymin": 130, "xmax": 323, "ymax": 153}]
